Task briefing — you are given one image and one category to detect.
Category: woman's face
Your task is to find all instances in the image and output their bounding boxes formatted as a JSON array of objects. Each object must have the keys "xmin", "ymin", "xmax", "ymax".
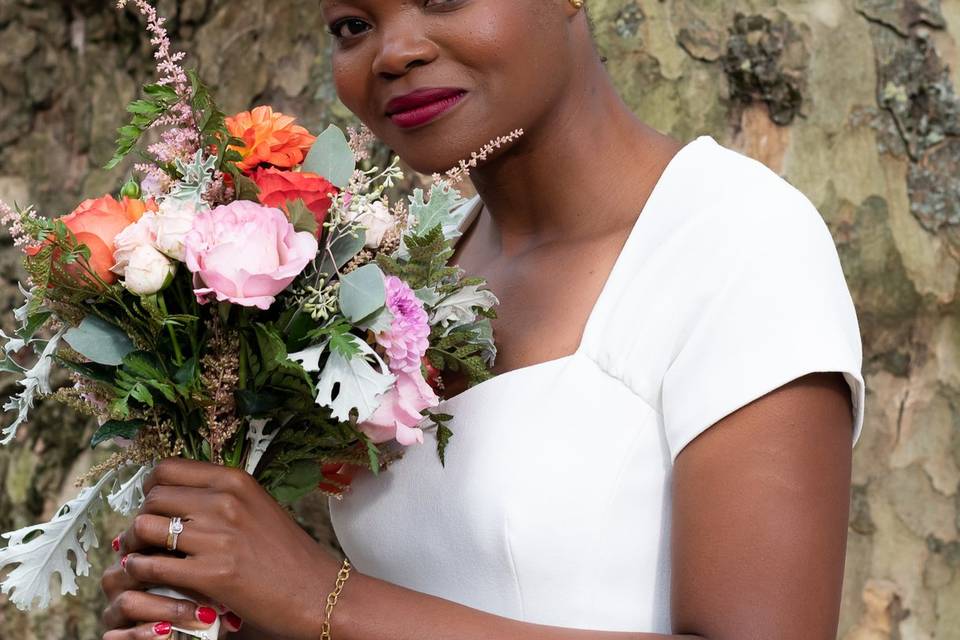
[{"xmin": 320, "ymin": 0, "xmax": 580, "ymax": 174}]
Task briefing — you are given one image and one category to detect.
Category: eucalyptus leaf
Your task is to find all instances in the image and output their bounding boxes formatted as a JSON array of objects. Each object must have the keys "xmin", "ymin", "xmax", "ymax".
[
  {"xmin": 302, "ymin": 125, "xmax": 356, "ymax": 189},
  {"xmin": 63, "ymin": 317, "xmax": 135, "ymax": 366},
  {"xmin": 338, "ymin": 264, "xmax": 387, "ymax": 323},
  {"xmin": 318, "ymin": 229, "xmax": 366, "ymax": 277}
]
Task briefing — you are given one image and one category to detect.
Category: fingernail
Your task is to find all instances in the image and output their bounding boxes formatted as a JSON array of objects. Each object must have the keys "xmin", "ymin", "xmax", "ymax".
[
  {"xmin": 224, "ymin": 611, "xmax": 243, "ymax": 631},
  {"xmin": 111, "ymin": 535, "xmax": 121, "ymax": 552},
  {"xmin": 121, "ymin": 554, "xmax": 129, "ymax": 570},
  {"xmin": 215, "ymin": 602, "xmax": 229, "ymax": 614},
  {"xmin": 196, "ymin": 606, "xmax": 218, "ymax": 625},
  {"xmin": 153, "ymin": 621, "xmax": 172, "ymax": 636}
]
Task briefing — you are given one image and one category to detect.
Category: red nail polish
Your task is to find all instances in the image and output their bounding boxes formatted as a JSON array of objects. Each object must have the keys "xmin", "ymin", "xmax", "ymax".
[
  {"xmin": 196, "ymin": 606, "xmax": 218, "ymax": 625},
  {"xmin": 121, "ymin": 554, "xmax": 129, "ymax": 569},
  {"xmin": 154, "ymin": 621, "xmax": 172, "ymax": 636},
  {"xmin": 112, "ymin": 535, "xmax": 121, "ymax": 552},
  {"xmin": 224, "ymin": 611, "xmax": 243, "ymax": 631}
]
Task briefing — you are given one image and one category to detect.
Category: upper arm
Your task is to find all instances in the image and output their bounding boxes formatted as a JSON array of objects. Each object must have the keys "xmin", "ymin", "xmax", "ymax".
[{"xmin": 670, "ymin": 372, "xmax": 854, "ymax": 640}]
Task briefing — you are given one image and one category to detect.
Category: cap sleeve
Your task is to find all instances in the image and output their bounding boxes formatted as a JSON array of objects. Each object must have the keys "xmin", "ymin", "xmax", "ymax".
[{"xmin": 659, "ymin": 183, "xmax": 865, "ymax": 461}]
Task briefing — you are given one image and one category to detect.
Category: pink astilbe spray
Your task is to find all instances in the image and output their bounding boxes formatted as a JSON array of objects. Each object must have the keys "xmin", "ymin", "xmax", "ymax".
[
  {"xmin": 436, "ymin": 129, "xmax": 525, "ymax": 186},
  {"xmin": 115, "ymin": 0, "xmax": 188, "ymax": 97},
  {"xmin": 116, "ymin": 0, "xmax": 199, "ymax": 167},
  {"xmin": 0, "ymin": 200, "xmax": 41, "ymax": 249}
]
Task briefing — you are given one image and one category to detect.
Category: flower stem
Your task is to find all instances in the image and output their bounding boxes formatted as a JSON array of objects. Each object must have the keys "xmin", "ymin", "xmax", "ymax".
[{"xmin": 156, "ymin": 293, "xmax": 184, "ymax": 366}]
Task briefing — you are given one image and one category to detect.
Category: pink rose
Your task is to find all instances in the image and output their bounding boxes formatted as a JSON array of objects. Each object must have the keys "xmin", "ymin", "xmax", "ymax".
[
  {"xmin": 359, "ymin": 369, "xmax": 439, "ymax": 446},
  {"xmin": 184, "ymin": 201, "xmax": 318, "ymax": 310}
]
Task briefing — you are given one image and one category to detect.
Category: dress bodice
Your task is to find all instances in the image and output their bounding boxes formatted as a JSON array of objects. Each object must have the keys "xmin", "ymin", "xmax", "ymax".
[{"xmin": 329, "ymin": 135, "xmax": 865, "ymax": 633}]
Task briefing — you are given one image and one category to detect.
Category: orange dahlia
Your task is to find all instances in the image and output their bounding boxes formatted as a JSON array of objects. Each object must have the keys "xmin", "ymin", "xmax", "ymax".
[{"xmin": 226, "ymin": 106, "xmax": 317, "ymax": 174}]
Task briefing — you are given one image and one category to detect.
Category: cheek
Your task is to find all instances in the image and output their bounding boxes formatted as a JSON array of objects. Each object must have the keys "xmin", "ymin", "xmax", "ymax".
[
  {"xmin": 437, "ymin": 4, "xmax": 568, "ymax": 110},
  {"xmin": 331, "ymin": 54, "xmax": 369, "ymax": 118}
]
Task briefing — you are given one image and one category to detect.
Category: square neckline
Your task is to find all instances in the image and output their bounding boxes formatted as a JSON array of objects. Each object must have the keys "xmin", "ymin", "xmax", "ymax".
[{"xmin": 440, "ymin": 135, "xmax": 716, "ymax": 406}]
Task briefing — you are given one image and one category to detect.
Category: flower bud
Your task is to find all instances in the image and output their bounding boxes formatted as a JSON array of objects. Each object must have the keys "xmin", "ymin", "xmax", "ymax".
[
  {"xmin": 122, "ymin": 245, "xmax": 176, "ymax": 296},
  {"xmin": 120, "ymin": 179, "xmax": 141, "ymax": 200}
]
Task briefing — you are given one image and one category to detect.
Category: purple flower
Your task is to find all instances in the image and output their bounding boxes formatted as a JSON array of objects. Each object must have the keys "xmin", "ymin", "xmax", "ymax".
[{"xmin": 377, "ymin": 276, "xmax": 430, "ymax": 373}]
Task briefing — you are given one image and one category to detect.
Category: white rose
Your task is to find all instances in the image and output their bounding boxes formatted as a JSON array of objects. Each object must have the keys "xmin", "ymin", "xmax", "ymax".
[
  {"xmin": 122, "ymin": 245, "xmax": 176, "ymax": 296},
  {"xmin": 155, "ymin": 199, "xmax": 206, "ymax": 261},
  {"xmin": 112, "ymin": 213, "xmax": 158, "ymax": 275},
  {"xmin": 353, "ymin": 200, "xmax": 395, "ymax": 249}
]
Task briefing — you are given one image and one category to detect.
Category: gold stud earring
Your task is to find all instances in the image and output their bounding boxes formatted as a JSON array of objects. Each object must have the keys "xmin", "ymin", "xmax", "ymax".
[{"xmin": 570, "ymin": 0, "xmax": 585, "ymax": 8}]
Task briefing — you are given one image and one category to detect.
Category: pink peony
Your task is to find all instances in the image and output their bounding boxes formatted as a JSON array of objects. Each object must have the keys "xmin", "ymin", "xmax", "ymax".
[
  {"xmin": 184, "ymin": 201, "xmax": 318, "ymax": 310},
  {"xmin": 377, "ymin": 276, "xmax": 431, "ymax": 373},
  {"xmin": 359, "ymin": 369, "xmax": 439, "ymax": 446}
]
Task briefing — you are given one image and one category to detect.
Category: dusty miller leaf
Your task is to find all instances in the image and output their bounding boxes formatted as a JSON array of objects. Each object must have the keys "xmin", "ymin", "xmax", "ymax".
[
  {"xmin": 0, "ymin": 469, "xmax": 117, "ymax": 610},
  {"xmin": 107, "ymin": 465, "xmax": 151, "ymax": 516},
  {"xmin": 432, "ymin": 285, "xmax": 499, "ymax": 330},
  {"xmin": 314, "ymin": 335, "xmax": 395, "ymax": 422}
]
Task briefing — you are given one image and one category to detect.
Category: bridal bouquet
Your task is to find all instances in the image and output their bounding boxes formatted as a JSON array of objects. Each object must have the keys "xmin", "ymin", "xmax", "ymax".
[{"xmin": 0, "ymin": 0, "xmax": 511, "ymax": 619}]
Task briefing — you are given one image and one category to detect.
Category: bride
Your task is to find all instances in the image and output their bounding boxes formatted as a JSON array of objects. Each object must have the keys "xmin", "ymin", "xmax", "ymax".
[{"xmin": 100, "ymin": 2, "xmax": 865, "ymax": 639}]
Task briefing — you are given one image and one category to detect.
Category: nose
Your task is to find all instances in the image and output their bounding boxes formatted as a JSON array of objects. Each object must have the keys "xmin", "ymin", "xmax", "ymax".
[{"xmin": 371, "ymin": 20, "xmax": 440, "ymax": 79}]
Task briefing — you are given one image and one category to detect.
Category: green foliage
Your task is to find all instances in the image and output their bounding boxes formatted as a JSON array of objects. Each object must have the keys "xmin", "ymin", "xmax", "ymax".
[
  {"xmin": 105, "ymin": 84, "xmax": 180, "ymax": 169},
  {"xmin": 302, "ymin": 125, "xmax": 356, "ymax": 189},
  {"xmin": 427, "ymin": 412, "xmax": 455, "ymax": 466},
  {"xmin": 426, "ymin": 323, "xmax": 495, "ymax": 388},
  {"xmin": 90, "ymin": 419, "xmax": 146, "ymax": 449},
  {"xmin": 63, "ymin": 316, "xmax": 136, "ymax": 366},
  {"xmin": 409, "ymin": 183, "xmax": 467, "ymax": 236},
  {"xmin": 338, "ymin": 264, "xmax": 387, "ymax": 322},
  {"xmin": 377, "ymin": 224, "xmax": 459, "ymax": 290},
  {"xmin": 310, "ymin": 322, "xmax": 361, "ymax": 359},
  {"xmin": 110, "ymin": 351, "xmax": 178, "ymax": 418},
  {"xmin": 286, "ymin": 199, "xmax": 319, "ymax": 236},
  {"xmin": 269, "ymin": 459, "xmax": 323, "ymax": 504}
]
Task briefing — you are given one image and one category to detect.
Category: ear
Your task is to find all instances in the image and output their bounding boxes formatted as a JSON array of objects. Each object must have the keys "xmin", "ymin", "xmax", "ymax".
[{"xmin": 562, "ymin": 0, "xmax": 585, "ymax": 19}]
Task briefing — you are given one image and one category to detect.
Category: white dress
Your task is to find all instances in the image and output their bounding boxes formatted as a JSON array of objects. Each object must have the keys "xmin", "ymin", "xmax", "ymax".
[{"xmin": 329, "ymin": 135, "xmax": 866, "ymax": 634}]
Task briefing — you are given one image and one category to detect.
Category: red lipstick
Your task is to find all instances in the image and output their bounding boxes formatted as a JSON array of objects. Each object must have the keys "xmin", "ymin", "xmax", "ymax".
[{"xmin": 385, "ymin": 88, "xmax": 467, "ymax": 129}]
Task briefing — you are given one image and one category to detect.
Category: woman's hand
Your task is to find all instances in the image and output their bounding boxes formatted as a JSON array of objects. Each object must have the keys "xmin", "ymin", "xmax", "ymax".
[
  {"xmin": 111, "ymin": 458, "xmax": 339, "ymax": 640},
  {"xmin": 100, "ymin": 555, "xmax": 235, "ymax": 639}
]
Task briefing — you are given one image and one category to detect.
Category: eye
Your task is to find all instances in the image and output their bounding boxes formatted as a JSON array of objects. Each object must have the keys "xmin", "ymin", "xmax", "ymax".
[{"xmin": 328, "ymin": 17, "xmax": 371, "ymax": 40}]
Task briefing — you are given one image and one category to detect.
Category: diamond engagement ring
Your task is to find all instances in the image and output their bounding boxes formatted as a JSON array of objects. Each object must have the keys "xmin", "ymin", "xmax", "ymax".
[{"xmin": 166, "ymin": 517, "xmax": 184, "ymax": 551}]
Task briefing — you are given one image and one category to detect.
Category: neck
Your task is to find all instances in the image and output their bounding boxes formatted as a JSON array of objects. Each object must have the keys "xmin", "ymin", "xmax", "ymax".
[{"xmin": 469, "ymin": 58, "xmax": 669, "ymax": 254}]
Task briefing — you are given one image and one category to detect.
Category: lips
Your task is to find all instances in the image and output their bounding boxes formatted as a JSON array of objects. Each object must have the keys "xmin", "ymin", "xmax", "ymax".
[{"xmin": 385, "ymin": 88, "xmax": 468, "ymax": 129}]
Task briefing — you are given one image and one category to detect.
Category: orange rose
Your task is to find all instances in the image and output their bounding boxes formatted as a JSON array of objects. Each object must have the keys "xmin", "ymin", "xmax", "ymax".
[
  {"xmin": 58, "ymin": 196, "xmax": 153, "ymax": 284},
  {"xmin": 226, "ymin": 106, "xmax": 316, "ymax": 173},
  {"xmin": 252, "ymin": 167, "xmax": 338, "ymax": 231}
]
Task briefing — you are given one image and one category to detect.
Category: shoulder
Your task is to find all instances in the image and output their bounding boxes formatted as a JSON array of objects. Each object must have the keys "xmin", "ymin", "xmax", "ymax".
[
  {"xmin": 588, "ymin": 137, "xmax": 864, "ymax": 458},
  {"xmin": 661, "ymin": 136, "xmax": 837, "ymax": 261}
]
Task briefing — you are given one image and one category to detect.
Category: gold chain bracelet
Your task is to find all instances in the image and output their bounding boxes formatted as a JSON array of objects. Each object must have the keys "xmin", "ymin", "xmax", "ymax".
[{"xmin": 320, "ymin": 558, "xmax": 352, "ymax": 640}]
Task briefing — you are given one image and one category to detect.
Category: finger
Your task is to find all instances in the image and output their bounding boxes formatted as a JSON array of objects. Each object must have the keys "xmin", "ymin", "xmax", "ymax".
[
  {"xmin": 102, "ymin": 561, "xmax": 153, "ymax": 598},
  {"xmin": 102, "ymin": 590, "xmax": 221, "ymax": 632},
  {"xmin": 222, "ymin": 611, "xmax": 243, "ymax": 633},
  {"xmin": 140, "ymin": 485, "xmax": 218, "ymax": 520},
  {"xmin": 122, "ymin": 553, "xmax": 205, "ymax": 595},
  {"xmin": 103, "ymin": 621, "xmax": 174, "ymax": 640},
  {"xmin": 120, "ymin": 514, "xmax": 208, "ymax": 555},
  {"xmin": 144, "ymin": 459, "xmax": 252, "ymax": 495}
]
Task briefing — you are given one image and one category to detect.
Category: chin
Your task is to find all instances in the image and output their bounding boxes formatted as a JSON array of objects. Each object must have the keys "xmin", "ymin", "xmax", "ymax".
[{"xmin": 368, "ymin": 103, "xmax": 515, "ymax": 176}]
